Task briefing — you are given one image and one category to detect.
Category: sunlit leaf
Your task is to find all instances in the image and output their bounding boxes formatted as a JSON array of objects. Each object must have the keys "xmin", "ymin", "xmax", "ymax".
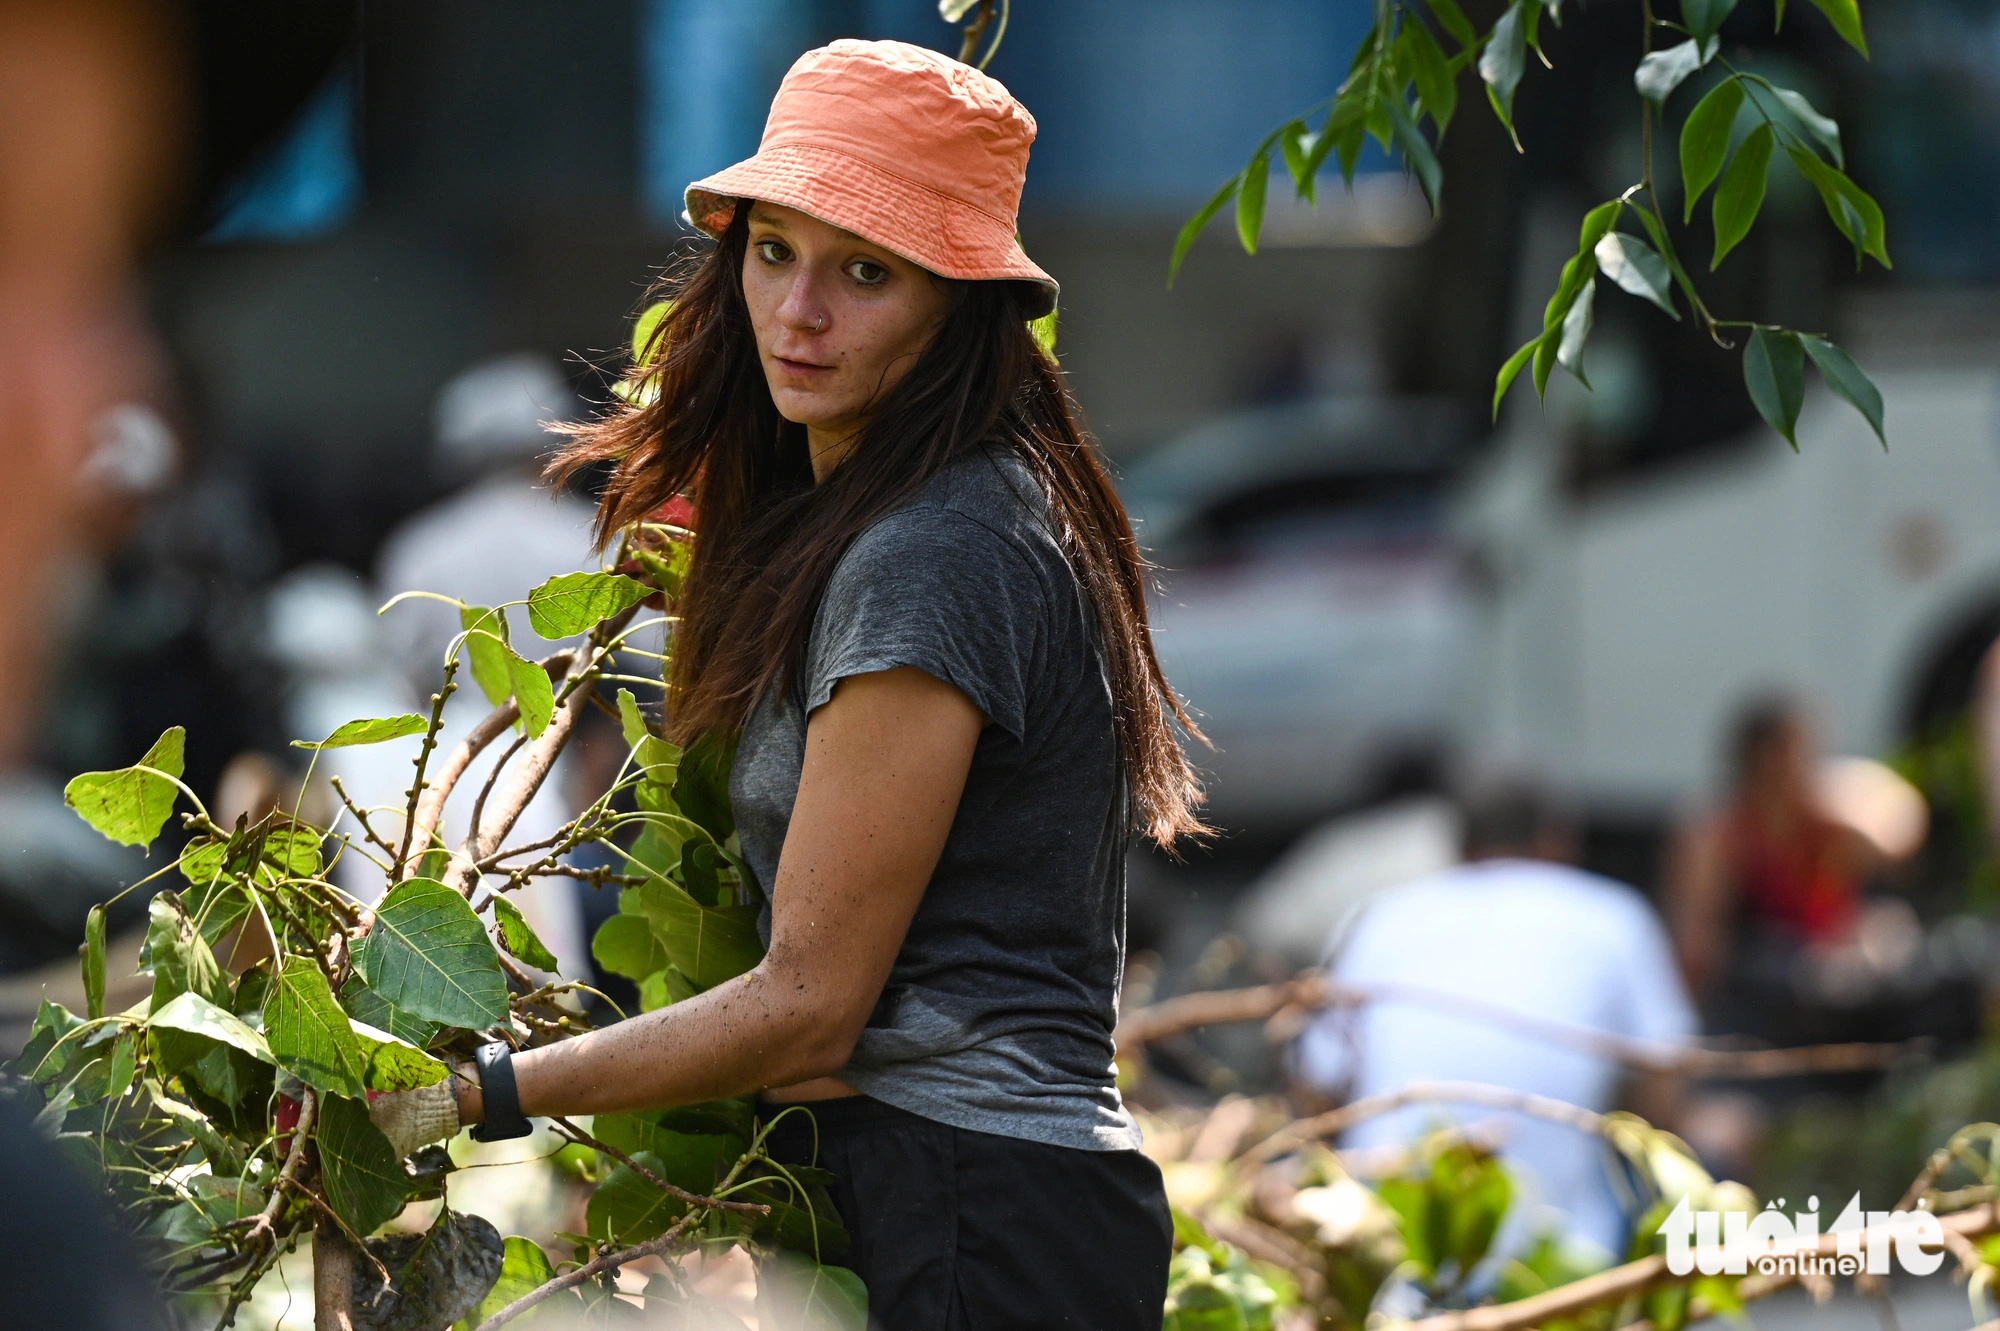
[
  {"xmin": 340, "ymin": 974, "xmax": 440, "ymax": 1048},
  {"xmin": 1594, "ymin": 231, "xmax": 1678, "ymax": 317},
  {"xmin": 149, "ymin": 990, "xmax": 275, "ymax": 1066},
  {"xmin": 525, "ymin": 570, "xmax": 651, "ymax": 639},
  {"xmin": 460, "ymin": 606, "xmax": 513, "ymax": 707},
  {"xmin": 631, "ymin": 298, "xmax": 673, "ymax": 365},
  {"xmin": 147, "ymin": 892, "xmax": 229, "ymax": 1014},
  {"xmin": 349, "ymin": 1018, "xmax": 450, "ymax": 1092},
  {"xmin": 465, "ymin": 1237, "xmax": 562, "ymax": 1329},
  {"xmin": 624, "ymin": 878, "xmax": 764, "ymax": 992},
  {"xmin": 268, "ymin": 956, "xmax": 370, "ymax": 1098},
  {"xmin": 1168, "ymin": 175, "xmax": 1240, "ymax": 286},
  {"xmin": 493, "ymin": 897, "xmax": 560, "ymax": 973},
  {"xmin": 354, "ymin": 877, "xmax": 510, "ymax": 1030},
  {"xmin": 1744, "ymin": 326, "xmax": 1806, "ymax": 448},
  {"xmin": 617, "ymin": 687, "xmax": 680, "ymax": 785},
  {"xmin": 505, "ymin": 642, "xmax": 556, "ymax": 739},
  {"xmin": 592, "ymin": 912, "xmax": 668, "ymax": 984},
  {"xmin": 1801, "ymin": 335, "xmax": 1886, "ymax": 446},
  {"xmin": 1712, "ymin": 122, "xmax": 1774, "ymax": 267},
  {"xmin": 1680, "ymin": 78, "xmax": 1744, "ymax": 220},
  {"xmin": 1492, "ymin": 334, "xmax": 1543, "ymax": 419},
  {"xmin": 293, "ymin": 714, "xmax": 429, "ymax": 751},
  {"xmin": 1028, "ymin": 304, "xmax": 1058, "ymax": 357},
  {"xmin": 1235, "ymin": 151, "xmax": 1269, "ymax": 255},
  {"xmin": 64, "ymin": 726, "xmax": 185, "ymax": 848},
  {"xmin": 82, "ymin": 904, "xmax": 106, "ymax": 1020}
]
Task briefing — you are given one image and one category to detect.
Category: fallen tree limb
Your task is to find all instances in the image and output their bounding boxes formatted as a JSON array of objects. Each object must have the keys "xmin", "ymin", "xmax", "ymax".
[{"xmin": 1116, "ymin": 972, "xmax": 1922, "ymax": 1080}]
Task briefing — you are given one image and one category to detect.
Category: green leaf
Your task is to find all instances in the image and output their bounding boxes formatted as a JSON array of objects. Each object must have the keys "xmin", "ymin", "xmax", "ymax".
[
  {"xmin": 465, "ymin": 1237, "xmax": 560, "ymax": 1329},
  {"xmin": 1712, "ymin": 122, "xmax": 1774, "ymax": 267},
  {"xmin": 525, "ymin": 571, "xmax": 652, "ymax": 639},
  {"xmin": 1594, "ymin": 231, "xmax": 1679, "ymax": 317},
  {"xmin": 625, "ymin": 878, "xmax": 765, "ymax": 992},
  {"xmin": 148, "ymin": 990, "xmax": 274, "ymax": 1066},
  {"xmin": 1635, "ymin": 39, "xmax": 1705, "ymax": 105},
  {"xmin": 617, "ymin": 688, "xmax": 680, "ymax": 784},
  {"xmin": 267, "ymin": 957, "xmax": 371, "ymax": 1098},
  {"xmin": 1680, "ymin": 78, "xmax": 1744, "ymax": 220},
  {"xmin": 1398, "ymin": 21, "xmax": 1457, "ymax": 134},
  {"xmin": 587, "ymin": 1150, "xmax": 686, "ymax": 1243},
  {"xmin": 1478, "ymin": 1, "xmax": 1527, "ymax": 126},
  {"xmin": 1557, "ymin": 277, "xmax": 1596, "ymax": 385},
  {"xmin": 1277, "ymin": 119, "xmax": 1313, "ymax": 202},
  {"xmin": 82, "ymin": 904, "xmax": 106, "ymax": 1020},
  {"xmin": 339, "ymin": 974, "xmax": 441, "ymax": 1048},
  {"xmin": 1385, "ymin": 96, "xmax": 1443, "ymax": 215},
  {"xmin": 1767, "ymin": 83, "xmax": 1841, "ymax": 167},
  {"xmin": 1575, "ymin": 199, "xmax": 1625, "ymax": 259},
  {"xmin": 592, "ymin": 912, "xmax": 668, "ymax": 984},
  {"xmin": 672, "ymin": 730, "xmax": 737, "ymax": 843},
  {"xmin": 756, "ymin": 1252, "xmax": 869, "ymax": 1331},
  {"xmin": 493, "ymin": 897, "xmax": 560, "ymax": 972},
  {"xmin": 293, "ymin": 714, "xmax": 429, "ymax": 751},
  {"xmin": 1169, "ymin": 175, "xmax": 1240, "ymax": 286},
  {"xmin": 1681, "ymin": 0, "xmax": 1739, "ymax": 46},
  {"xmin": 1027, "ymin": 305, "xmax": 1058, "ymax": 358},
  {"xmin": 1424, "ymin": 0, "xmax": 1479, "ymax": 51},
  {"xmin": 319, "ymin": 1093, "xmax": 410, "ymax": 1235},
  {"xmin": 632, "ymin": 299, "xmax": 673, "ymax": 365},
  {"xmin": 1235, "ymin": 151, "xmax": 1269, "ymax": 255},
  {"xmin": 1785, "ymin": 146, "xmax": 1889, "ymax": 268},
  {"xmin": 1801, "ymin": 335, "xmax": 1886, "ymax": 446},
  {"xmin": 1744, "ymin": 326, "xmax": 1806, "ymax": 448},
  {"xmin": 6, "ymin": 1000, "xmax": 82, "ymax": 1081},
  {"xmin": 1492, "ymin": 334, "xmax": 1543, "ymax": 419},
  {"xmin": 354, "ymin": 877, "xmax": 510, "ymax": 1030},
  {"xmin": 504, "ymin": 642, "xmax": 556, "ymax": 739},
  {"xmin": 147, "ymin": 892, "xmax": 229, "ymax": 1013},
  {"xmin": 460, "ymin": 606, "xmax": 513, "ymax": 707},
  {"xmin": 63, "ymin": 726, "xmax": 185, "ymax": 847},
  {"xmin": 1803, "ymin": 0, "xmax": 1868, "ymax": 56},
  {"xmin": 349, "ymin": 1019, "xmax": 450, "ymax": 1092}
]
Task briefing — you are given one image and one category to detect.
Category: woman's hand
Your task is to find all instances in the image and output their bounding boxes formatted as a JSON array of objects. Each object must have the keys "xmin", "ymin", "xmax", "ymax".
[{"xmin": 506, "ymin": 665, "xmax": 983, "ymax": 1117}]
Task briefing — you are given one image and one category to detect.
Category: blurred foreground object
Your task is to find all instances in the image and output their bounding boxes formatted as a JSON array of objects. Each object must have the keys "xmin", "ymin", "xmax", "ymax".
[
  {"xmin": 1294, "ymin": 781, "xmax": 1696, "ymax": 1261},
  {"xmin": 0, "ymin": 0, "xmax": 184, "ymax": 764}
]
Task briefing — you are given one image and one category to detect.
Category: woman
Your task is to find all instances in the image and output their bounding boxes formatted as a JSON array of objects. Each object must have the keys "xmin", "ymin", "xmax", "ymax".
[{"xmin": 375, "ymin": 39, "xmax": 1202, "ymax": 1327}]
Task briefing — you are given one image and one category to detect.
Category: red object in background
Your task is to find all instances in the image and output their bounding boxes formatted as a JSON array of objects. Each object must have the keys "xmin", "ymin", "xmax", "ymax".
[
  {"xmin": 649, "ymin": 494, "xmax": 696, "ymax": 531},
  {"xmin": 274, "ymin": 1092, "xmax": 300, "ymax": 1151}
]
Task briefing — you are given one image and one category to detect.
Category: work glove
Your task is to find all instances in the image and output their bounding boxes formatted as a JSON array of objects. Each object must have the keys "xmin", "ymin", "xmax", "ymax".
[{"xmin": 366, "ymin": 1080, "xmax": 461, "ymax": 1158}]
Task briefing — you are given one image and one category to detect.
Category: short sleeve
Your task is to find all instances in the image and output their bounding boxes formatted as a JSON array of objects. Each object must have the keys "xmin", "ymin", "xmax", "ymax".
[
  {"xmin": 1614, "ymin": 900, "xmax": 1700, "ymax": 1047},
  {"xmin": 804, "ymin": 507, "xmax": 1045, "ymax": 740}
]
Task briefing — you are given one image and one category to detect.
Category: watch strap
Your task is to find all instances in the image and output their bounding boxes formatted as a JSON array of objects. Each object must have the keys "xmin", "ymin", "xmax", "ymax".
[{"xmin": 468, "ymin": 1041, "xmax": 532, "ymax": 1141}]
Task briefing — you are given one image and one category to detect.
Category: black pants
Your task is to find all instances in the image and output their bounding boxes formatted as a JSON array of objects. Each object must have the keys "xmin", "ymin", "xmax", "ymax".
[{"xmin": 764, "ymin": 1095, "xmax": 1172, "ymax": 1330}]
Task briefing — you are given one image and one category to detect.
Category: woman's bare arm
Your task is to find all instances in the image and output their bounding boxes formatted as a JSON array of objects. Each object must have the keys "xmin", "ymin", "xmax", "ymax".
[{"xmin": 475, "ymin": 665, "xmax": 984, "ymax": 1121}]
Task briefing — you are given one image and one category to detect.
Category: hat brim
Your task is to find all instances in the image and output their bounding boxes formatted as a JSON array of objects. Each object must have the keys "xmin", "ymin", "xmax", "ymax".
[{"xmin": 686, "ymin": 144, "xmax": 1057, "ymax": 319}]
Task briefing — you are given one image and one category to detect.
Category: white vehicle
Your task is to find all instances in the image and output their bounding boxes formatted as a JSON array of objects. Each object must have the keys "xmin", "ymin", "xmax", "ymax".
[{"xmin": 1131, "ymin": 315, "xmax": 2000, "ymax": 831}]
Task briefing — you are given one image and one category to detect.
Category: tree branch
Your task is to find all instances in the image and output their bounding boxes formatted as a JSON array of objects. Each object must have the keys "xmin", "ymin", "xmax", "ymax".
[
  {"xmin": 548, "ymin": 1116, "xmax": 772, "ymax": 1216},
  {"xmin": 1116, "ymin": 972, "xmax": 1921, "ymax": 1080},
  {"xmin": 393, "ymin": 661, "xmax": 460, "ymax": 878}
]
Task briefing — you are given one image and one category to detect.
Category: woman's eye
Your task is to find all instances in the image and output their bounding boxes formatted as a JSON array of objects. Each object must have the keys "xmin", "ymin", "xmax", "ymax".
[
  {"xmin": 754, "ymin": 240, "xmax": 789, "ymax": 264},
  {"xmin": 847, "ymin": 260, "xmax": 888, "ymax": 285}
]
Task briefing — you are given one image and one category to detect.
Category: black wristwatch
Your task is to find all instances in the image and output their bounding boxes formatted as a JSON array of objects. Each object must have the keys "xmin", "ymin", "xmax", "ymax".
[{"xmin": 468, "ymin": 1041, "xmax": 532, "ymax": 1142}]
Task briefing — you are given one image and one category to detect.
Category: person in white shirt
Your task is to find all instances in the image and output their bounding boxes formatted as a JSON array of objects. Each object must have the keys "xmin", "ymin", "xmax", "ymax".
[{"xmin": 1294, "ymin": 780, "xmax": 1697, "ymax": 1264}]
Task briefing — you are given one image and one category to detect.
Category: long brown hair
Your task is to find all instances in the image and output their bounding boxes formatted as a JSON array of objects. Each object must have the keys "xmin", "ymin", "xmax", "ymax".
[{"xmin": 549, "ymin": 210, "xmax": 1205, "ymax": 846}]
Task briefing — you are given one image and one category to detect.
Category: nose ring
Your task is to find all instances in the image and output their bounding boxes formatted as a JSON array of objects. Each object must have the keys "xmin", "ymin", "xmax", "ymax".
[{"xmin": 814, "ymin": 314, "xmax": 825, "ymax": 333}]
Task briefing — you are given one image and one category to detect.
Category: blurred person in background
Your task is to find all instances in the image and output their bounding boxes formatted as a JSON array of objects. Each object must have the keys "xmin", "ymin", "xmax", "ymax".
[
  {"xmin": 359, "ymin": 351, "xmax": 600, "ymax": 974},
  {"xmin": 1293, "ymin": 779, "xmax": 1697, "ymax": 1264}
]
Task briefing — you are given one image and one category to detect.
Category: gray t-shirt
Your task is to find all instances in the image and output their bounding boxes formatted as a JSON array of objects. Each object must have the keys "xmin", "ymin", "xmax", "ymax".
[{"xmin": 731, "ymin": 449, "xmax": 1142, "ymax": 1151}]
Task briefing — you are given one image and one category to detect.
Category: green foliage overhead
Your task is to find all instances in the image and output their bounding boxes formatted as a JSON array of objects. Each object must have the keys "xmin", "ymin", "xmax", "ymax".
[
  {"xmin": 268, "ymin": 956, "xmax": 373, "ymax": 1099},
  {"xmin": 1177, "ymin": 0, "xmax": 1889, "ymax": 449},
  {"xmin": 64, "ymin": 725, "xmax": 185, "ymax": 847}
]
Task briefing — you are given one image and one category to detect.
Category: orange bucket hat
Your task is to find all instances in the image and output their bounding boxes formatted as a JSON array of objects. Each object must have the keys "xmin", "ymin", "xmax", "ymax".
[{"xmin": 684, "ymin": 39, "xmax": 1058, "ymax": 318}]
